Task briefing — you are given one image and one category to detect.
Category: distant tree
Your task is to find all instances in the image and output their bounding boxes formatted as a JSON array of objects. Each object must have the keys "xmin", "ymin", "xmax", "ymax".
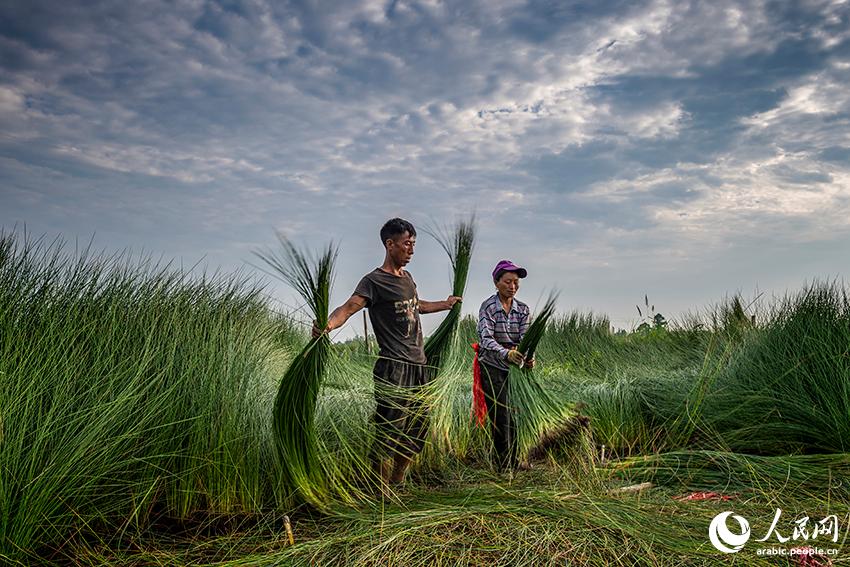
[{"xmin": 634, "ymin": 294, "xmax": 667, "ymax": 334}]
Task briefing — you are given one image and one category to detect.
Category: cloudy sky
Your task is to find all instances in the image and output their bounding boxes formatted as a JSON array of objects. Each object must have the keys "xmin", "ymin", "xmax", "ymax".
[{"xmin": 2, "ymin": 0, "xmax": 849, "ymax": 336}]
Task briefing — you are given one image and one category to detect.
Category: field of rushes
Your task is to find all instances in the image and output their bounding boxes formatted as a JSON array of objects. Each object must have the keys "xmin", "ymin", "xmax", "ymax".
[{"xmin": 2, "ymin": 231, "xmax": 850, "ymax": 564}]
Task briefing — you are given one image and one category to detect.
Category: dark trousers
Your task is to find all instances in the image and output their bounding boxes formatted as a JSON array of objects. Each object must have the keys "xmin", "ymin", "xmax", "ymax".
[
  {"xmin": 480, "ymin": 361, "xmax": 517, "ymax": 471},
  {"xmin": 371, "ymin": 358, "xmax": 430, "ymax": 460}
]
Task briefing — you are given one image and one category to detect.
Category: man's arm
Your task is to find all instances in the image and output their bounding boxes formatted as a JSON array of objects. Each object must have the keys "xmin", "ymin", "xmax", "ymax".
[
  {"xmin": 420, "ymin": 295, "xmax": 462, "ymax": 314},
  {"xmin": 312, "ymin": 294, "xmax": 367, "ymax": 337}
]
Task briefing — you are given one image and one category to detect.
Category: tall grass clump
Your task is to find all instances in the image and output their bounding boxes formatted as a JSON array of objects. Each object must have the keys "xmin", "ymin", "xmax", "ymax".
[
  {"xmin": 539, "ymin": 311, "xmax": 614, "ymax": 377},
  {"xmin": 709, "ymin": 293, "xmax": 759, "ymax": 340},
  {"xmin": 0, "ymin": 231, "xmax": 278, "ymax": 563},
  {"xmin": 537, "ymin": 306, "xmax": 730, "ymax": 455},
  {"xmin": 702, "ymin": 280, "xmax": 850, "ymax": 454},
  {"xmin": 254, "ymin": 236, "xmax": 340, "ymax": 507}
]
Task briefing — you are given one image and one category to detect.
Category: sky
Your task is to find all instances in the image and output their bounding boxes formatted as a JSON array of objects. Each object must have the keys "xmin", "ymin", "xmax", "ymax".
[{"xmin": 2, "ymin": 0, "xmax": 849, "ymax": 338}]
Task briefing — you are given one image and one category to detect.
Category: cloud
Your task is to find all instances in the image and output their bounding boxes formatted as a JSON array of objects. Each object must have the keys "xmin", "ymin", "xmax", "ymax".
[
  {"xmin": 0, "ymin": 0, "xmax": 791, "ymax": 194},
  {"xmin": 741, "ymin": 58, "xmax": 850, "ymax": 151},
  {"xmin": 2, "ymin": 0, "xmax": 850, "ymax": 329}
]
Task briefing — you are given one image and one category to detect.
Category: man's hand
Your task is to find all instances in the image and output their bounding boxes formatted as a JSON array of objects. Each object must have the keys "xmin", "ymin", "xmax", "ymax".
[
  {"xmin": 420, "ymin": 296, "xmax": 462, "ymax": 313},
  {"xmin": 507, "ymin": 348, "xmax": 525, "ymax": 366},
  {"xmin": 526, "ymin": 357, "xmax": 535, "ymax": 369},
  {"xmin": 311, "ymin": 320, "xmax": 329, "ymax": 339}
]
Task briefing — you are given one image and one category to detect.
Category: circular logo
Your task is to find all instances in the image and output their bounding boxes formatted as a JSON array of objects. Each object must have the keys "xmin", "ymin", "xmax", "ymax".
[{"xmin": 709, "ymin": 511, "xmax": 751, "ymax": 553}]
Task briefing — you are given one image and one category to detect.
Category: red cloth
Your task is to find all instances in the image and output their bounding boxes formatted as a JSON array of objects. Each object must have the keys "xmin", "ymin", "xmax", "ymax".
[
  {"xmin": 471, "ymin": 343, "xmax": 487, "ymax": 427},
  {"xmin": 790, "ymin": 547, "xmax": 831, "ymax": 566}
]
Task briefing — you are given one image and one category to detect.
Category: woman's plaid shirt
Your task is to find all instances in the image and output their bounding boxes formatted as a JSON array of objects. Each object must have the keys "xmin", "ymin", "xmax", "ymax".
[{"xmin": 477, "ymin": 293, "xmax": 530, "ymax": 370}]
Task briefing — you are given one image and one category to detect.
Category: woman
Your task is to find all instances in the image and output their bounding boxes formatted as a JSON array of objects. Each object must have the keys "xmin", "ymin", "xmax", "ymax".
[{"xmin": 476, "ymin": 259, "xmax": 534, "ymax": 472}]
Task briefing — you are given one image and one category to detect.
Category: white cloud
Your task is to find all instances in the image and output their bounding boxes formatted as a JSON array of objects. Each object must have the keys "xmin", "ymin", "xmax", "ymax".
[
  {"xmin": 742, "ymin": 62, "xmax": 850, "ymax": 149},
  {"xmin": 3, "ymin": 0, "xmax": 850, "ymax": 329},
  {"xmin": 52, "ymin": 143, "xmax": 270, "ymax": 184},
  {"xmin": 576, "ymin": 147, "xmax": 850, "ymax": 249}
]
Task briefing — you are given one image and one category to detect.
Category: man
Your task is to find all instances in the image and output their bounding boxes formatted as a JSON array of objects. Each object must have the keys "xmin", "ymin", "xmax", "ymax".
[
  {"xmin": 314, "ymin": 218, "xmax": 461, "ymax": 486},
  {"xmin": 477, "ymin": 259, "xmax": 534, "ymax": 472}
]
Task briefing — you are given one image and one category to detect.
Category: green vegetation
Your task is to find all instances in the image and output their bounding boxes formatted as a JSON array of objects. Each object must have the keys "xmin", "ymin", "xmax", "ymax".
[
  {"xmin": 254, "ymin": 236, "xmax": 340, "ymax": 508},
  {"xmin": 0, "ymin": 232, "xmax": 280, "ymax": 562},
  {"xmin": 1, "ymin": 230, "xmax": 849, "ymax": 565},
  {"xmin": 423, "ymin": 218, "xmax": 475, "ymax": 377}
]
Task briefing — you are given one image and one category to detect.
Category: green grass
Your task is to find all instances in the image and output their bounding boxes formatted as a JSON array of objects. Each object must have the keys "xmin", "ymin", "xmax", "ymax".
[
  {"xmin": 66, "ymin": 459, "xmax": 850, "ymax": 565},
  {"xmin": 254, "ymin": 236, "xmax": 342, "ymax": 508},
  {"xmin": 3, "ymin": 230, "xmax": 850, "ymax": 565},
  {"xmin": 0, "ymin": 232, "xmax": 282, "ymax": 563}
]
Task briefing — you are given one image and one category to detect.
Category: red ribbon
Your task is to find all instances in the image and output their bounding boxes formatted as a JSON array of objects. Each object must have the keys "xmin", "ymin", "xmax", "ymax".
[{"xmin": 471, "ymin": 342, "xmax": 487, "ymax": 427}]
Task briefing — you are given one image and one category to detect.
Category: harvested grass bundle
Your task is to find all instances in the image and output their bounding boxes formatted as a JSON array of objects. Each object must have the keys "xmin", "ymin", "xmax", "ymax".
[
  {"xmin": 254, "ymin": 236, "xmax": 337, "ymax": 507},
  {"xmin": 403, "ymin": 218, "xmax": 476, "ymax": 472},
  {"xmin": 508, "ymin": 293, "xmax": 576, "ymax": 459},
  {"xmin": 423, "ymin": 217, "xmax": 475, "ymax": 376},
  {"xmin": 526, "ymin": 415, "xmax": 592, "ymax": 462},
  {"xmin": 516, "ymin": 292, "xmax": 558, "ymax": 361}
]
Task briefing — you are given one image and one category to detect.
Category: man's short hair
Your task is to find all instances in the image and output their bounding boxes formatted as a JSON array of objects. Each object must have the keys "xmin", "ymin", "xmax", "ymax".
[{"xmin": 380, "ymin": 218, "xmax": 416, "ymax": 245}]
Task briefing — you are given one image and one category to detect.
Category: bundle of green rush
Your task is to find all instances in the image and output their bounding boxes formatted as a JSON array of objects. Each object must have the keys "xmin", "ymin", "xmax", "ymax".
[
  {"xmin": 419, "ymin": 218, "xmax": 479, "ymax": 465},
  {"xmin": 423, "ymin": 216, "xmax": 476, "ymax": 377},
  {"xmin": 508, "ymin": 292, "xmax": 574, "ymax": 461},
  {"xmin": 255, "ymin": 235, "xmax": 336, "ymax": 507}
]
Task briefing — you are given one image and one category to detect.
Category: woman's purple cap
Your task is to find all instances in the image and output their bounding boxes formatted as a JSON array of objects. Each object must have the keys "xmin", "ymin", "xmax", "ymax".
[{"xmin": 492, "ymin": 259, "xmax": 527, "ymax": 281}]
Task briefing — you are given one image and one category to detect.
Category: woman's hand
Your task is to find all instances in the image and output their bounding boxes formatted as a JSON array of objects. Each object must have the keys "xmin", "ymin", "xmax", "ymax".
[{"xmin": 507, "ymin": 349, "xmax": 524, "ymax": 366}]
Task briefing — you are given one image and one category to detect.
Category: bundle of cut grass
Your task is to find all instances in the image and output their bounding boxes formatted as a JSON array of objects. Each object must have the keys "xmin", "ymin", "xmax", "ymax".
[
  {"xmin": 516, "ymin": 292, "xmax": 558, "ymax": 361},
  {"xmin": 254, "ymin": 236, "xmax": 337, "ymax": 507},
  {"xmin": 399, "ymin": 218, "xmax": 476, "ymax": 472},
  {"xmin": 508, "ymin": 293, "xmax": 575, "ymax": 459},
  {"xmin": 420, "ymin": 319, "xmax": 494, "ymax": 468},
  {"xmin": 526, "ymin": 415, "xmax": 592, "ymax": 462},
  {"xmin": 423, "ymin": 217, "xmax": 476, "ymax": 377}
]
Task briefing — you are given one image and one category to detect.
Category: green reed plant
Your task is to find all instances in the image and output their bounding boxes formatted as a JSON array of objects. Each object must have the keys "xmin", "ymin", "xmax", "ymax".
[
  {"xmin": 0, "ymin": 231, "xmax": 278, "ymax": 563},
  {"xmin": 701, "ymin": 280, "xmax": 850, "ymax": 453}
]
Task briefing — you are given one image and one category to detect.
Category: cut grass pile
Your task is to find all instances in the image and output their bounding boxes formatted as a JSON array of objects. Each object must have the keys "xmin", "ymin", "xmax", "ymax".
[{"xmin": 69, "ymin": 456, "xmax": 850, "ymax": 565}]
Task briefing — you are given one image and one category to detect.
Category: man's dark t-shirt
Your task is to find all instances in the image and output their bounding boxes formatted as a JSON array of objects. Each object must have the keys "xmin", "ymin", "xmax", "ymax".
[{"xmin": 354, "ymin": 268, "xmax": 426, "ymax": 364}]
